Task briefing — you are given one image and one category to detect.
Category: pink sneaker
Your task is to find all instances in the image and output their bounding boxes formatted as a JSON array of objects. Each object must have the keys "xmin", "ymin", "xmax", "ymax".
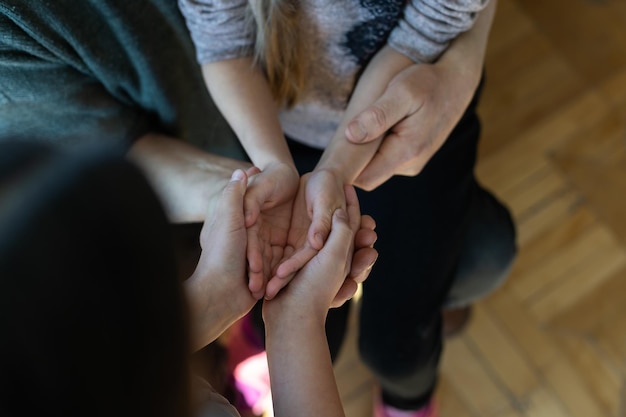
[
  {"xmin": 227, "ymin": 314, "xmax": 273, "ymax": 416},
  {"xmin": 374, "ymin": 398, "xmax": 438, "ymax": 417}
]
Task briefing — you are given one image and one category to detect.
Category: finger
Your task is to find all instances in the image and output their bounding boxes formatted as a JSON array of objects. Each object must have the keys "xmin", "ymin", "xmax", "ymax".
[
  {"xmin": 360, "ymin": 214, "xmax": 376, "ymax": 231},
  {"xmin": 243, "ymin": 183, "xmax": 267, "ymax": 228},
  {"xmin": 307, "ymin": 202, "xmax": 335, "ymax": 250},
  {"xmin": 349, "ymin": 247, "xmax": 378, "ymax": 283},
  {"xmin": 248, "ymin": 269, "xmax": 266, "ymax": 300},
  {"xmin": 353, "ymin": 132, "xmax": 406, "ymax": 191},
  {"xmin": 330, "ymin": 279, "xmax": 358, "ymax": 309},
  {"xmin": 264, "ymin": 273, "xmax": 294, "ymax": 300},
  {"xmin": 273, "ymin": 245, "xmax": 318, "ymax": 280},
  {"xmin": 354, "ymin": 227, "xmax": 377, "ymax": 249},
  {"xmin": 344, "ymin": 90, "xmax": 412, "ymax": 144},
  {"xmin": 215, "ymin": 169, "xmax": 248, "ymax": 223},
  {"xmin": 318, "ymin": 208, "xmax": 354, "ymax": 273},
  {"xmin": 344, "ymin": 185, "xmax": 361, "ymax": 235},
  {"xmin": 246, "ymin": 166, "xmax": 262, "ymax": 177}
]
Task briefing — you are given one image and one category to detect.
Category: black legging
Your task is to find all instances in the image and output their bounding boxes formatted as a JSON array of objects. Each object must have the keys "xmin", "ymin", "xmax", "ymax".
[{"xmin": 251, "ymin": 79, "xmax": 516, "ymax": 410}]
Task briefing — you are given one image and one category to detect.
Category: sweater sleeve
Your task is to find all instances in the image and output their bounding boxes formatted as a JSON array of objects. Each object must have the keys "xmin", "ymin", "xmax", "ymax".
[
  {"xmin": 388, "ymin": 0, "xmax": 489, "ymax": 63},
  {"xmin": 178, "ymin": 0, "xmax": 254, "ymax": 64}
]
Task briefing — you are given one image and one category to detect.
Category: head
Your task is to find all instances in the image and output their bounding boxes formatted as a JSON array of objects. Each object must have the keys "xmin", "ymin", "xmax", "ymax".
[
  {"xmin": 0, "ymin": 143, "xmax": 191, "ymax": 417},
  {"xmin": 248, "ymin": 0, "xmax": 307, "ymax": 108}
]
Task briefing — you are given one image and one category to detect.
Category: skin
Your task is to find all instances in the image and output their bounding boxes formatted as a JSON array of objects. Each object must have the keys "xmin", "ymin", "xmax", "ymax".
[
  {"xmin": 182, "ymin": 169, "xmax": 377, "ymax": 352},
  {"xmin": 276, "ymin": 0, "xmax": 498, "ymax": 284},
  {"xmin": 133, "ymin": 0, "xmax": 496, "ymax": 301}
]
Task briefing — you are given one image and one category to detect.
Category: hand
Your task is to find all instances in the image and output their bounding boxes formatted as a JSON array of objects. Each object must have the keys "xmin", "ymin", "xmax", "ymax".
[
  {"xmin": 243, "ymin": 162, "xmax": 299, "ymax": 299},
  {"xmin": 184, "ymin": 169, "xmax": 257, "ymax": 350},
  {"xmin": 344, "ymin": 60, "xmax": 481, "ymax": 191},
  {"xmin": 265, "ymin": 169, "xmax": 346, "ymax": 299},
  {"xmin": 332, "ymin": 209, "xmax": 377, "ymax": 308},
  {"xmin": 263, "ymin": 185, "xmax": 375, "ymax": 321}
]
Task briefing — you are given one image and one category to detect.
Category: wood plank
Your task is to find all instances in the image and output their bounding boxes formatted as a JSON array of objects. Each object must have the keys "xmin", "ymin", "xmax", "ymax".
[
  {"xmin": 504, "ymin": 167, "xmax": 568, "ymax": 219},
  {"xmin": 440, "ymin": 337, "xmax": 512, "ymax": 416},
  {"xmin": 552, "ymin": 146, "xmax": 626, "ymax": 244},
  {"xmin": 592, "ymin": 310, "xmax": 626, "ymax": 373},
  {"xmin": 515, "ymin": 188, "xmax": 582, "ymax": 247},
  {"xmin": 528, "ymin": 241, "xmax": 626, "ymax": 322},
  {"xmin": 599, "ymin": 66, "xmax": 626, "ymax": 112},
  {"xmin": 544, "ymin": 354, "xmax": 609, "ymax": 417},
  {"xmin": 518, "ymin": 0, "xmax": 626, "ymax": 84},
  {"xmin": 483, "ymin": 289, "xmax": 560, "ymax": 370},
  {"xmin": 522, "ymin": 388, "xmax": 572, "ymax": 417},
  {"xmin": 553, "ymin": 335, "xmax": 622, "ymax": 417},
  {"xmin": 464, "ymin": 304, "xmax": 540, "ymax": 399},
  {"xmin": 505, "ymin": 207, "xmax": 595, "ymax": 288},
  {"xmin": 486, "ymin": 0, "xmax": 535, "ymax": 55},
  {"xmin": 510, "ymin": 224, "xmax": 621, "ymax": 301},
  {"xmin": 477, "ymin": 90, "xmax": 609, "ymax": 191},
  {"xmin": 479, "ymin": 29, "xmax": 585, "ymax": 156},
  {"xmin": 436, "ymin": 377, "xmax": 477, "ymax": 417},
  {"xmin": 549, "ymin": 265, "xmax": 626, "ymax": 335}
]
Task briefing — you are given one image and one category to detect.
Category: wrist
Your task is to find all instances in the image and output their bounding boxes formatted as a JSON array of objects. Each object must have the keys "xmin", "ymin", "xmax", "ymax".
[{"xmin": 264, "ymin": 305, "xmax": 327, "ymax": 337}]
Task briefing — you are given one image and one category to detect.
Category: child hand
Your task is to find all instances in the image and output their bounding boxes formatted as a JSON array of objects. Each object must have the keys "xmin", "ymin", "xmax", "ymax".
[
  {"xmin": 263, "ymin": 185, "xmax": 376, "ymax": 321},
  {"xmin": 264, "ymin": 169, "xmax": 346, "ymax": 299},
  {"xmin": 243, "ymin": 162, "xmax": 299, "ymax": 299}
]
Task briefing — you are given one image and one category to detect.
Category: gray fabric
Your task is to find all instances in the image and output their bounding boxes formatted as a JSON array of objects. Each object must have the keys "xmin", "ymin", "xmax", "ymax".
[
  {"xmin": 178, "ymin": 0, "xmax": 488, "ymax": 149},
  {"xmin": 0, "ymin": 0, "xmax": 245, "ymax": 160}
]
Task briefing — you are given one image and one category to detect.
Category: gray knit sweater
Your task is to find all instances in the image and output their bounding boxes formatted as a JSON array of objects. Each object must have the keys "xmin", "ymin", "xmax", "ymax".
[{"xmin": 180, "ymin": 0, "xmax": 488, "ymax": 149}]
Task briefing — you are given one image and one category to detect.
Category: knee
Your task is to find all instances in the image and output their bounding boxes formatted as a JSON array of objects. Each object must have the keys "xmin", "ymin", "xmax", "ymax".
[
  {"xmin": 357, "ymin": 317, "xmax": 442, "ymax": 381},
  {"xmin": 447, "ymin": 192, "xmax": 517, "ymax": 307}
]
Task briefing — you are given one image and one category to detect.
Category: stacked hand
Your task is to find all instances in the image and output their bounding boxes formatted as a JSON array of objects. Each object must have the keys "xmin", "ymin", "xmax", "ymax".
[
  {"xmin": 185, "ymin": 165, "xmax": 377, "ymax": 349},
  {"xmin": 243, "ymin": 166, "xmax": 376, "ymax": 302}
]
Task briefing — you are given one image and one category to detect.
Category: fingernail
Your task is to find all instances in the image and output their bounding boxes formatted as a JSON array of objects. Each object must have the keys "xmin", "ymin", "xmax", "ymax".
[
  {"xmin": 348, "ymin": 121, "xmax": 367, "ymax": 142},
  {"xmin": 231, "ymin": 169, "xmax": 245, "ymax": 181}
]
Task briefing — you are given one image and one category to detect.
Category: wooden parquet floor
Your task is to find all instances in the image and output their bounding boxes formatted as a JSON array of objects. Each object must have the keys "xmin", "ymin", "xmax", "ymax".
[{"xmin": 333, "ymin": 1, "xmax": 626, "ymax": 416}]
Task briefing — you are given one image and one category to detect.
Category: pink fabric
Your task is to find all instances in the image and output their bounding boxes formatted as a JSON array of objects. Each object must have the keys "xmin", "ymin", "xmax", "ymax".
[
  {"xmin": 374, "ymin": 397, "xmax": 438, "ymax": 417},
  {"xmin": 227, "ymin": 314, "xmax": 272, "ymax": 416}
]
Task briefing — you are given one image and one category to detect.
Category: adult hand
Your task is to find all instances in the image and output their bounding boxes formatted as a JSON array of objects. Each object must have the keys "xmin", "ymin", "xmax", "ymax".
[
  {"xmin": 263, "ymin": 184, "xmax": 373, "ymax": 322},
  {"xmin": 265, "ymin": 169, "xmax": 346, "ymax": 299},
  {"xmin": 344, "ymin": 60, "xmax": 481, "ymax": 191},
  {"xmin": 184, "ymin": 169, "xmax": 257, "ymax": 351},
  {"xmin": 243, "ymin": 161, "xmax": 299, "ymax": 299}
]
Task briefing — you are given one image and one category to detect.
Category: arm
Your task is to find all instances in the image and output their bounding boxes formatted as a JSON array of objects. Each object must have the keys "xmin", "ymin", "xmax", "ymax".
[
  {"xmin": 201, "ymin": 58, "xmax": 295, "ymax": 171},
  {"xmin": 202, "ymin": 59, "xmax": 300, "ymax": 298},
  {"xmin": 179, "ymin": 0, "xmax": 299, "ymax": 296},
  {"xmin": 128, "ymin": 132, "xmax": 252, "ymax": 223},
  {"xmin": 263, "ymin": 186, "xmax": 373, "ymax": 417},
  {"xmin": 318, "ymin": 0, "xmax": 497, "ymax": 188},
  {"xmin": 183, "ymin": 169, "xmax": 257, "ymax": 351},
  {"xmin": 343, "ymin": 0, "xmax": 497, "ymax": 189},
  {"xmin": 275, "ymin": 0, "xmax": 497, "ymax": 279}
]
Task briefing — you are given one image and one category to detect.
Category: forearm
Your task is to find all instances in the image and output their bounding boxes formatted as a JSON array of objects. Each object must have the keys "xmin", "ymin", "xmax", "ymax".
[
  {"xmin": 202, "ymin": 58, "xmax": 295, "ymax": 170},
  {"xmin": 265, "ymin": 314, "xmax": 345, "ymax": 417},
  {"xmin": 128, "ymin": 133, "xmax": 250, "ymax": 223},
  {"xmin": 437, "ymin": 0, "xmax": 496, "ymax": 81},
  {"xmin": 184, "ymin": 275, "xmax": 238, "ymax": 351}
]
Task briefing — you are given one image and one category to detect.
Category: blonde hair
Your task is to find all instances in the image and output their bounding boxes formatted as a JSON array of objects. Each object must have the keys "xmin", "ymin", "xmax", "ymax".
[{"xmin": 248, "ymin": 0, "xmax": 307, "ymax": 107}]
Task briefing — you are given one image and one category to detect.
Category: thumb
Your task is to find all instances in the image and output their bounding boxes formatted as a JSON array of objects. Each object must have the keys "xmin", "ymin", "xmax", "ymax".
[
  {"xmin": 215, "ymin": 169, "xmax": 248, "ymax": 227},
  {"xmin": 318, "ymin": 208, "xmax": 353, "ymax": 271},
  {"xmin": 344, "ymin": 89, "xmax": 411, "ymax": 144}
]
